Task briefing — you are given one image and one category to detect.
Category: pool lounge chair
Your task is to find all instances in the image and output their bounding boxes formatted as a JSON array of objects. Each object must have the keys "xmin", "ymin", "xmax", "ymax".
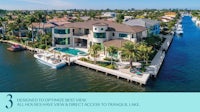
[{"xmin": 130, "ymin": 68, "xmax": 143, "ymax": 76}]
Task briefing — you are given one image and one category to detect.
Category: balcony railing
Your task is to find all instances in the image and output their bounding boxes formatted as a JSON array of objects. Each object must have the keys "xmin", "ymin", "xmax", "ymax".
[
  {"xmin": 73, "ymin": 33, "xmax": 89, "ymax": 36},
  {"xmin": 73, "ymin": 33, "xmax": 88, "ymax": 39}
]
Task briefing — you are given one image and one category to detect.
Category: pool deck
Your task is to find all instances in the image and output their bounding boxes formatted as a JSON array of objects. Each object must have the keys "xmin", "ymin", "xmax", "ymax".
[{"xmin": 74, "ymin": 59, "xmax": 150, "ymax": 85}]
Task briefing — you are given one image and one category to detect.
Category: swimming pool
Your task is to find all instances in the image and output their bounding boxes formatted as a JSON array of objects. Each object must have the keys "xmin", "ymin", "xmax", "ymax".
[{"xmin": 55, "ymin": 48, "xmax": 87, "ymax": 56}]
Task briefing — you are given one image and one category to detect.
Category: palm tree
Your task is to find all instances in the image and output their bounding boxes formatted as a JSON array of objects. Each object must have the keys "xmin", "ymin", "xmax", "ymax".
[
  {"xmin": 106, "ymin": 46, "xmax": 118, "ymax": 65},
  {"xmin": 137, "ymin": 42, "xmax": 153, "ymax": 65},
  {"xmin": 89, "ymin": 44, "xmax": 101, "ymax": 64},
  {"xmin": 121, "ymin": 41, "xmax": 138, "ymax": 68}
]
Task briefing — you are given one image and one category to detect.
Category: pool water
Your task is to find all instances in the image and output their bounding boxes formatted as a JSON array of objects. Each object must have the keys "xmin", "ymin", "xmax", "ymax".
[{"xmin": 55, "ymin": 48, "xmax": 86, "ymax": 56}]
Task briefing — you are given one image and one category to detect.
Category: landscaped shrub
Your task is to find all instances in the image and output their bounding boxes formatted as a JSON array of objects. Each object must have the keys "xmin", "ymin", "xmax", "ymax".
[
  {"xmin": 80, "ymin": 57, "xmax": 89, "ymax": 62},
  {"xmin": 106, "ymin": 64, "xmax": 116, "ymax": 69},
  {"xmin": 39, "ymin": 44, "xmax": 46, "ymax": 49},
  {"xmin": 104, "ymin": 57, "xmax": 119, "ymax": 62}
]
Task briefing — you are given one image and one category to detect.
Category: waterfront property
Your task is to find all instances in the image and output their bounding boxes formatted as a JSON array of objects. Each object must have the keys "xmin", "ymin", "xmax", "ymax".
[
  {"xmin": 164, "ymin": 12, "xmax": 177, "ymax": 18},
  {"xmin": 52, "ymin": 20, "xmax": 147, "ymax": 55},
  {"xmin": 123, "ymin": 19, "xmax": 160, "ymax": 36},
  {"xmin": 161, "ymin": 12, "xmax": 177, "ymax": 23}
]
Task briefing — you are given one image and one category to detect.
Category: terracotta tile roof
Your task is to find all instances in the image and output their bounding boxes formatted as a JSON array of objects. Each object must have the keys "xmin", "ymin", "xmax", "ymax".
[
  {"xmin": 103, "ymin": 39, "xmax": 130, "ymax": 48},
  {"xmin": 57, "ymin": 20, "xmax": 146, "ymax": 33},
  {"xmin": 31, "ymin": 22, "xmax": 55, "ymax": 29},
  {"xmin": 51, "ymin": 21, "xmax": 71, "ymax": 26},
  {"xmin": 131, "ymin": 26, "xmax": 147, "ymax": 32},
  {"xmin": 164, "ymin": 12, "xmax": 177, "ymax": 16},
  {"xmin": 48, "ymin": 17, "xmax": 69, "ymax": 22},
  {"xmin": 93, "ymin": 22, "xmax": 108, "ymax": 26}
]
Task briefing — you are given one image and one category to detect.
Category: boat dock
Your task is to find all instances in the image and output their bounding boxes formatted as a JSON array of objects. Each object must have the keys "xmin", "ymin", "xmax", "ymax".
[
  {"xmin": 0, "ymin": 40, "xmax": 38, "ymax": 52},
  {"xmin": 75, "ymin": 60, "xmax": 150, "ymax": 85},
  {"xmin": 146, "ymin": 35, "xmax": 173, "ymax": 78},
  {"xmin": 1, "ymin": 36, "xmax": 173, "ymax": 85},
  {"xmin": 0, "ymin": 40, "xmax": 72, "ymax": 65}
]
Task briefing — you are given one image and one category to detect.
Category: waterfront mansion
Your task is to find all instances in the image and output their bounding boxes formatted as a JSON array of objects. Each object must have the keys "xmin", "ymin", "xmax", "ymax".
[{"xmin": 52, "ymin": 20, "xmax": 147, "ymax": 49}]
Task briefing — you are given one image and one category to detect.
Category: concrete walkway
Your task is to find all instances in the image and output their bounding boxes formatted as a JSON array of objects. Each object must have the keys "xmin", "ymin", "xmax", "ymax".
[
  {"xmin": 146, "ymin": 35, "xmax": 173, "ymax": 77},
  {"xmin": 75, "ymin": 60, "xmax": 150, "ymax": 85}
]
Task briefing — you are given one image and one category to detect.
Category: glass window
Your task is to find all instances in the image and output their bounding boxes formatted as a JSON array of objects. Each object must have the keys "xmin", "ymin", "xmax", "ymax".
[
  {"xmin": 65, "ymin": 29, "xmax": 70, "ymax": 34},
  {"xmin": 95, "ymin": 28, "xmax": 97, "ymax": 30},
  {"xmin": 94, "ymin": 33, "xmax": 106, "ymax": 38},
  {"xmin": 54, "ymin": 29, "xmax": 66, "ymax": 34},
  {"xmin": 119, "ymin": 33, "xmax": 128, "ymax": 38},
  {"xmin": 112, "ymin": 33, "xmax": 115, "ymax": 36},
  {"xmin": 68, "ymin": 38, "xmax": 70, "ymax": 44},
  {"xmin": 55, "ymin": 38, "xmax": 66, "ymax": 45},
  {"xmin": 101, "ymin": 28, "xmax": 104, "ymax": 30}
]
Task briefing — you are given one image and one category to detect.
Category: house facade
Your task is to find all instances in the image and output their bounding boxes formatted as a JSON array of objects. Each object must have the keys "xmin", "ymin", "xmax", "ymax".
[
  {"xmin": 123, "ymin": 19, "xmax": 160, "ymax": 36},
  {"xmin": 52, "ymin": 20, "xmax": 147, "ymax": 49}
]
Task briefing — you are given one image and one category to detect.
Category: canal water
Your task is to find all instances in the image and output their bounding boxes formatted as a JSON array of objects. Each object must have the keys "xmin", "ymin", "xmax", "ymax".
[
  {"xmin": 0, "ymin": 16, "xmax": 200, "ymax": 92},
  {"xmin": 146, "ymin": 16, "xmax": 200, "ymax": 92}
]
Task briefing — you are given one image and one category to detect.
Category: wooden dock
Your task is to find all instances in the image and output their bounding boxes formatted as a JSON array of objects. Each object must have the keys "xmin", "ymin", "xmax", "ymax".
[{"xmin": 75, "ymin": 60, "xmax": 150, "ymax": 85}]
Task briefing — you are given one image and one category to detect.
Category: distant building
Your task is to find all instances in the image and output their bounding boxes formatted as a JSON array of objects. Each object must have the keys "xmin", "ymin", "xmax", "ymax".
[
  {"xmin": 48, "ymin": 17, "xmax": 71, "ymax": 26},
  {"xmin": 123, "ymin": 19, "xmax": 160, "ymax": 36},
  {"xmin": 161, "ymin": 12, "xmax": 177, "ymax": 23},
  {"xmin": 164, "ymin": 12, "xmax": 177, "ymax": 18},
  {"xmin": 124, "ymin": 16, "xmax": 133, "ymax": 22},
  {"xmin": 80, "ymin": 16, "xmax": 90, "ymax": 21},
  {"xmin": 102, "ymin": 12, "xmax": 116, "ymax": 18}
]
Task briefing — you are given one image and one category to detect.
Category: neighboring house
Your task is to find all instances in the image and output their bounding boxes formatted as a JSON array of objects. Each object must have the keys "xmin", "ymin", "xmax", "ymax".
[
  {"xmin": 13, "ymin": 29, "xmax": 29, "ymax": 38},
  {"xmin": 123, "ymin": 16, "xmax": 133, "ymax": 22},
  {"xmin": 80, "ymin": 16, "xmax": 90, "ymax": 21},
  {"xmin": 48, "ymin": 17, "xmax": 71, "ymax": 26},
  {"xmin": 102, "ymin": 12, "xmax": 116, "ymax": 18},
  {"xmin": 161, "ymin": 12, "xmax": 177, "ymax": 23},
  {"xmin": 123, "ymin": 19, "xmax": 160, "ymax": 36},
  {"xmin": 52, "ymin": 20, "xmax": 147, "ymax": 49},
  {"xmin": 29, "ymin": 22, "xmax": 56, "ymax": 34},
  {"xmin": 161, "ymin": 16, "xmax": 173, "ymax": 22},
  {"xmin": 164, "ymin": 12, "xmax": 177, "ymax": 18}
]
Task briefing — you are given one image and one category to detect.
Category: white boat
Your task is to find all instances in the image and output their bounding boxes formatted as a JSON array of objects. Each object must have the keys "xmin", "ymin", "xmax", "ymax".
[
  {"xmin": 178, "ymin": 20, "xmax": 182, "ymax": 24},
  {"xmin": 176, "ymin": 29, "xmax": 183, "ymax": 35},
  {"xmin": 176, "ymin": 24, "xmax": 182, "ymax": 28},
  {"xmin": 192, "ymin": 17, "xmax": 197, "ymax": 22},
  {"xmin": 34, "ymin": 52, "xmax": 66, "ymax": 69},
  {"xmin": 195, "ymin": 20, "xmax": 200, "ymax": 26}
]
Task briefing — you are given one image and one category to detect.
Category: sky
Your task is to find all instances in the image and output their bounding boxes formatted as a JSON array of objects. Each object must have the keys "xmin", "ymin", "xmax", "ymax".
[{"xmin": 0, "ymin": 0, "xmax": 200, "ymax": 10}]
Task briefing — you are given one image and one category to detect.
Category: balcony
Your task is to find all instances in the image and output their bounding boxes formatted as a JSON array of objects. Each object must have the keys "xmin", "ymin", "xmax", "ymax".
[
  {"xmin": 73, "ymin": 33, "xmax": 88, "ymax": 39},
  {"xmin": 54, "ymin": 33, "xmax": 67, "ymax": 38}
]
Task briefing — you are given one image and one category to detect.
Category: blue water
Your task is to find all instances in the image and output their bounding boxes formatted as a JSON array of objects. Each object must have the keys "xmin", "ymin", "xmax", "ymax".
[
  {"xmin": 1, "ymin": 16, "xmax": 200, "ymax": 92},
  {"xmin": 146, "ymin": 16, "xmax": 200, "ymax": 91},
  {"xmin": 55, "ymin": 48, "xmax": 86, "ymax": 56}
]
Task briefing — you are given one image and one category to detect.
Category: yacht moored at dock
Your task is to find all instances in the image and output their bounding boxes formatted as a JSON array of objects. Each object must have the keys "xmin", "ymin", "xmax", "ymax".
[
  {"xmin": 34, "ymin": 52, "xmax": 66, "ymax": 69},
  {"xmin": 175, "ymin": 24, "xmax": 183, "ymax": 35}
]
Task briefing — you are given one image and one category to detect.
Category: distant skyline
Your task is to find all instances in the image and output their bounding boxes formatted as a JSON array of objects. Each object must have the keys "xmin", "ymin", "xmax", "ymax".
[{"xmin": 0, "ymin": 0, "xmax": 200, "ymax": 10}]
